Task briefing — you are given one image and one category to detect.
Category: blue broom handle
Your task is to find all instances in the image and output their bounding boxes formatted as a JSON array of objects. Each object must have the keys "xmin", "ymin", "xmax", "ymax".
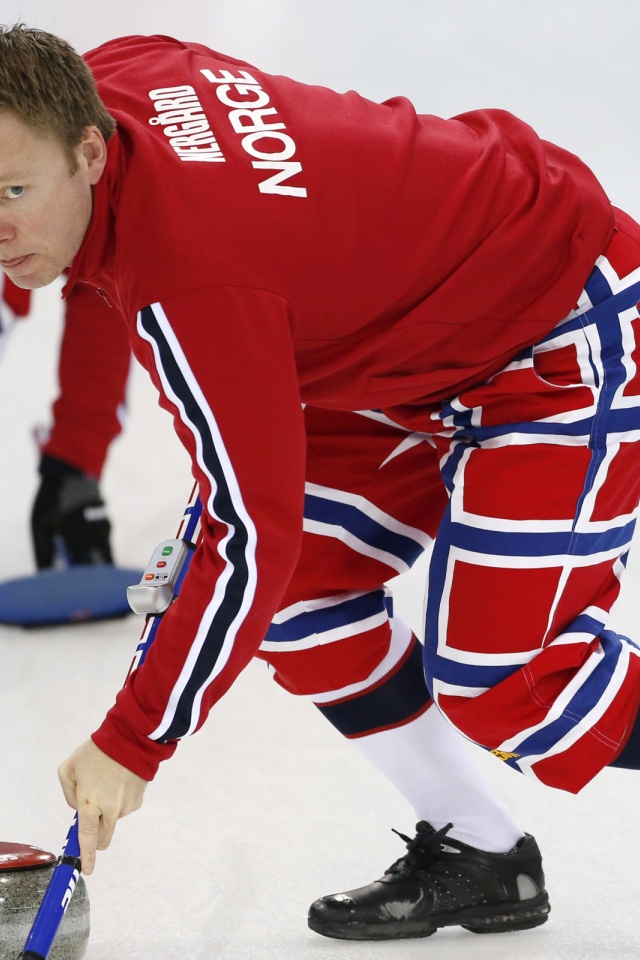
[{"xmin": 20, "ymin": 486, "xmax": 203, "ymax": 960}]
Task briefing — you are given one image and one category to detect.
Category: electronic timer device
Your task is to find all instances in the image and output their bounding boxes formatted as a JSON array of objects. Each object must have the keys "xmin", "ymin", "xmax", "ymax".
[{"xmin": 126, "ymin": 538, "xmax": 191, "ymax": 615}]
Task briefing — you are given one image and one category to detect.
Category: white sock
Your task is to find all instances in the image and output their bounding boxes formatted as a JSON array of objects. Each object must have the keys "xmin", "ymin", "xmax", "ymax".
[{"xmin": 353, "ymin": 702, "xmax": 524, "ymax": 853}]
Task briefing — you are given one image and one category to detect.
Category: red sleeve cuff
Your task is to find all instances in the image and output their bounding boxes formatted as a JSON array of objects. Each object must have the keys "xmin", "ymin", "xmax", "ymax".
[{"xmin": 91, "ymin": 695, "xmax": 178, "ymax": 782}]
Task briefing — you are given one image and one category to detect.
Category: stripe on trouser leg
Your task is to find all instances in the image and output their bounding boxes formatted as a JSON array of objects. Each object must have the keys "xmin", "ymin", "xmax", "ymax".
[
  {"xmin": 261, "ymin": 589, "xmax": 390, "ymax": 651},
  {"xmin": 314, "ymin": 635, "xmax": 432, "ymax": 737},
  {"xmin": 303, "ymin": 481, "xmax": 430, "ymax": 575}
]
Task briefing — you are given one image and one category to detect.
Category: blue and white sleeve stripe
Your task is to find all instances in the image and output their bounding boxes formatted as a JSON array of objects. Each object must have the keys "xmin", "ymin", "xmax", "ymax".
[{"xmin": 137, "ymin": 303, "xmax": 258, "ymax": 742}]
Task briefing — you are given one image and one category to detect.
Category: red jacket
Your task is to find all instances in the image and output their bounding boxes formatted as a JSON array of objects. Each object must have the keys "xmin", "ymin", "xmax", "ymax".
[
  {"xmin": 1, "ymin": 277, "xmax": 128, "ymax": 478},
  {"xmin": 69, "ymin": 34, "xmax": 614, "ymax": 779},
  {"xmin": 1, "ymin": 275, "xmax": 30, "ymax": 318},
  {"xmin": 47, "ymin": 283, "xmax": 130, "ymax": 477}
]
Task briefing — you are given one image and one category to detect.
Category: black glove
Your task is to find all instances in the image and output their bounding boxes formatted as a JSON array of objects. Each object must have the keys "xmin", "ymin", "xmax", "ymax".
[{"xmin": 31, "ymin": 454, "xmax": 113, "ymax": 569}]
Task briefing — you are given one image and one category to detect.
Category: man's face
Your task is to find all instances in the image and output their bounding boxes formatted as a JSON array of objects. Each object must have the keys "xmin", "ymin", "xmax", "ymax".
[{"xmin": 0, "ymin": 110, "xmax": 106, "ymax": 289}]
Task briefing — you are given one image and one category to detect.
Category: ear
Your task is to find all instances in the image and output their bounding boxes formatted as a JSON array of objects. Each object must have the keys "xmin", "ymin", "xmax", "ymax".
[{"xmin": 77, "ymin": 126, "xmax": 108, "ymax": 184}]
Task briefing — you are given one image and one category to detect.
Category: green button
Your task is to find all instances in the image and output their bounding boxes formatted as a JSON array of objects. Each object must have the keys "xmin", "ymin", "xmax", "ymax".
[{"xmin": 162, "ymin": 546, "xmax": 174, "ymax": 556}]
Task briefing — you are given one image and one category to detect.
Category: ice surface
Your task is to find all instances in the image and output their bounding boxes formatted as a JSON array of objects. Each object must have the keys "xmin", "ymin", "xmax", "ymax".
[{"xmin": 1, "ymin": 2, "xmax": 640, "ymax": 958}]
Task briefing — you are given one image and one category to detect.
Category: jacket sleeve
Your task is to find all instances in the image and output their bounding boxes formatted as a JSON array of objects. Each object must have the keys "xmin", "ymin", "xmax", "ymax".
[
  {"xmin": 91, "ymin": 286, "xmax": 306, "ymax": 779},
  {"xmin": 44, "ymin": 284, "xmax": 131, "ymax": 478},
  {"xmin": 0, "ymin": 276, "xmax": 31, "ymax": 362},
  {"xmin": 1, "ymin": 275, "xmax": 31, "ymax": 319}
]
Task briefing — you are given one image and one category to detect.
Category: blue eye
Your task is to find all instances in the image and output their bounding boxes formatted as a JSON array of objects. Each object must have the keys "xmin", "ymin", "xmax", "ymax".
[{"xmin": 5, "ymin": 186, "xmax": 25, "ymax": 199}]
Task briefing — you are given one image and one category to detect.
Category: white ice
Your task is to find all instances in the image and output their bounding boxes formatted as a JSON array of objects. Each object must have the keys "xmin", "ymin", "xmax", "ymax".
[{"xmin": 1, "ymin": 2, "xmax": 640, "ymax": 958}]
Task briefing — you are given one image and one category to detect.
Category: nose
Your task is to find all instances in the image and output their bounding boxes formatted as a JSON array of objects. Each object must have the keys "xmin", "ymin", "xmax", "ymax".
[{"xmin": 0, "ymin": 215, "xmax": 16, "ymax": 246}]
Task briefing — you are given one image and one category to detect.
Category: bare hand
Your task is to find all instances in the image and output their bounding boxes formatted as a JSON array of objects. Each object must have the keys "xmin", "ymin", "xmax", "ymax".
[{"xmin": 58, "ymin": 740, "xmax": 148, "ymax": 875}]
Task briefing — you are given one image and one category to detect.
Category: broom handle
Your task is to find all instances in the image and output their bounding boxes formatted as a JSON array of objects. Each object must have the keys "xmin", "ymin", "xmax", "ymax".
[{"xmin": 20, "ymin": 485, "xmax": 203, "ymax": 960}]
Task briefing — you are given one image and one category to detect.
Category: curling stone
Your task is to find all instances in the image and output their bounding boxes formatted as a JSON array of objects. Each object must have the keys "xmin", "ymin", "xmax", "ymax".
[{"xmin": 0, "ymin": 842, "xmax": 89, "ymax": 960}]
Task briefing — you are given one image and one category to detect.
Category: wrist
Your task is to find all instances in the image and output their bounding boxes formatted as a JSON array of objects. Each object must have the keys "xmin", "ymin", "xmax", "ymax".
[{"xmin": 38, "ymin": 453, "xmax": 84, "ymax": 479}]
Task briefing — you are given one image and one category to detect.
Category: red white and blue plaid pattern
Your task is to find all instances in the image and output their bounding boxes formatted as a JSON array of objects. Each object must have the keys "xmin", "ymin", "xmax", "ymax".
[
  {"xmin": 259, "ymin": 216, "xmax": 640, "ymax": 793},
  {"xmin": 424, "ymin": 228, "xmax": 640, "ymax": 792}
]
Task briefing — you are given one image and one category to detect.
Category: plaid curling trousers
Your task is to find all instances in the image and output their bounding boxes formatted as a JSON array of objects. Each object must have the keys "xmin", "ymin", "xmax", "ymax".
[
  {"xmin": 421, "ymin": 209, "xmax": 640, "ymax": 792},
  {"xmin": 259, "ymin": 208, "xmax": 640, "ymax": 794}
]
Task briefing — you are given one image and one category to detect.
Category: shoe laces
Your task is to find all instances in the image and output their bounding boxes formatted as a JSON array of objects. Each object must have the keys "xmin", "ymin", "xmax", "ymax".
[{"xmin": 386, "ymin": 823, "xmax": 455, "ymax": 877}]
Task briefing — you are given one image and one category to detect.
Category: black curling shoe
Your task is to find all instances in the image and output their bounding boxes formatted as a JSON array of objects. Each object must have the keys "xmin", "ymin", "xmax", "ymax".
[{"xmin": 308, "ymin": 822, "xmax": 550, "ymax": 940}]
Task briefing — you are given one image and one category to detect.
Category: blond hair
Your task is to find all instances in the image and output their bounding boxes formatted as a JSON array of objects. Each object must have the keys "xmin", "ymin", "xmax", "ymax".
[{"xmin": 0, "ymin": 23, "xmax": 115, "ymax": 168}]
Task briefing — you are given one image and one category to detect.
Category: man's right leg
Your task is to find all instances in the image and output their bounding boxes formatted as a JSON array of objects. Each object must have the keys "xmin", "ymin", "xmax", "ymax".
[{"xmin": 257, "ymin": 406, "xmax": 549, "ymax": 939}]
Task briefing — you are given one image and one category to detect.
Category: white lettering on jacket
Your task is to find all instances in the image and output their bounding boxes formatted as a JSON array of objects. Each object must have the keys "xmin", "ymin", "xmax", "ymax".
[
  {"xmin": 148, "ymin": 85, "xmax": 226, "ymax": 163},
  {"xmin": 200, "ymin": 68, "xmax": 307, "ymax": 197}
]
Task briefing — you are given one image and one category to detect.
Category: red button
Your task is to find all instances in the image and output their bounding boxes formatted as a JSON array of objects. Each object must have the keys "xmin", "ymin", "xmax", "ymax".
[
  {"xmin": 144, "ymin": 573, "xmax": 154, "ymax": 581},
  {"xmin": 157, "ymin": 561, "xmax": 167, "ymax": 568}
]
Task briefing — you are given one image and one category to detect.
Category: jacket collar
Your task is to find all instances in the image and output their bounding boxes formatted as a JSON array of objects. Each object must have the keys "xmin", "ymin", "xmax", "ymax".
[{"xmin": 62, "ymin": 129, "xmax": 125, "ymax": 300}]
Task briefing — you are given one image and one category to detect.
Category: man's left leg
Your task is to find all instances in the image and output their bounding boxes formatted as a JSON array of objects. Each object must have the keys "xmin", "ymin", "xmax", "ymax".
[{"xmin": 421, "ymin": 210, "xmax": 640, "ymax": 791}]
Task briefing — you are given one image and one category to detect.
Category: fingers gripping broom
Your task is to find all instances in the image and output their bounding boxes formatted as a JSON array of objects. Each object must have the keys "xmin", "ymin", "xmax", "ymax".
[{"xmin": 19, "ymin": 484, "xmax": 203, "ymax": 960}]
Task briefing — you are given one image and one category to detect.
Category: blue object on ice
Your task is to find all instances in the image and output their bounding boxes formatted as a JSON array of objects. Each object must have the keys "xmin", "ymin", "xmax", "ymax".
[{"xmin": 0, "ymin": 565, "xmax": 143, "ymax": 627}]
